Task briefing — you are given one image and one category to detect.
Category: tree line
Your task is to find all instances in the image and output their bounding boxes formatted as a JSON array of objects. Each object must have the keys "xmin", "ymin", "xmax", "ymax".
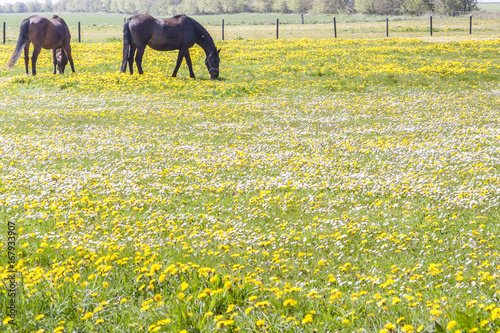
[{"xmin": 0, "ymin": 0, "xmax": 479, "ymax": 16}]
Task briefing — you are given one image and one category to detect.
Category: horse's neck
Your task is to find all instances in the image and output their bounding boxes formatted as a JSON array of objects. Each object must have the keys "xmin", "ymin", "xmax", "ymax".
[
  {"xmin": 198, "ymin": 39, "xmax": 215, "ymax": 57},
  {"xmin": 192, "ymin": 21, "xmax": 216, "ymax": 56}
]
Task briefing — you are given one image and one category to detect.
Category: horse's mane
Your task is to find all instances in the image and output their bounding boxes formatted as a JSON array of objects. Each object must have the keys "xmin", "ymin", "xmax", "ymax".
[{"xmin": 186, "ymin": 16, "xmax": 216, "ymax": 49}]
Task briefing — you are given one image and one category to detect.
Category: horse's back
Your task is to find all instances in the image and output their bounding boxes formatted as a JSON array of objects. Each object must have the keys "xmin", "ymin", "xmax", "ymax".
[
  {"xmin": 27, "ymin": 15, "xmax": 50, "ymax": 30},
  {"xmin": 27, "ymin": 15, "xmax": 71, "ymax": 49}
]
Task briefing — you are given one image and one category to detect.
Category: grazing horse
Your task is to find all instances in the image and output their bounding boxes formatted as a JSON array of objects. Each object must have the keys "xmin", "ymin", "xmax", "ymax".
[
  {"xmin": 121, "ymin": 14, "xmax": 220, "ymax": 79},
  {"xmin": 6, "ymin": 15, "xmax": 75, "ymax": 75}
]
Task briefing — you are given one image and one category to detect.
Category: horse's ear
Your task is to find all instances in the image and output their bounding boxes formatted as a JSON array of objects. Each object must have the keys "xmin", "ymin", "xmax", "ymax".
[{"xmin": 217, "ymin": 48, "xmax": 222, "ymax": 54}]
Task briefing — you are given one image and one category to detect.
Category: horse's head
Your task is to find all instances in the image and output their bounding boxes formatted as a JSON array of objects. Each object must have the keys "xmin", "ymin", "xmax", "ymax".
[
  {"xmin": 205, "ymin": 48, "xmax": 220, "ymax": 79},
  {"xmin": 56, "ymin": 49, "xmax": 68, "ymax": 74}
]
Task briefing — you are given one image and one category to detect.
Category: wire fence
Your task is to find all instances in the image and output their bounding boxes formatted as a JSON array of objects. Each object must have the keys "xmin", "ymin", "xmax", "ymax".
[{"xmin": 2, "ymin": 14, "xmax": 499, "ymax": 44}]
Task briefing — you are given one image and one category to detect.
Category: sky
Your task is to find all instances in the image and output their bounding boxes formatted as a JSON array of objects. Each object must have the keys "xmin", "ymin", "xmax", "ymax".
[{"xmin": 0, "ymin": 0, "xmax": 494, "ymax": 6}]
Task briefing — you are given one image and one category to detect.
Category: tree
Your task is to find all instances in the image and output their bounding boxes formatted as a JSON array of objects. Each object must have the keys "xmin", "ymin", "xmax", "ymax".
[
  {"xmin": 273, "ymin": 0, "xmax": 290, "ymax": 13},
  {"xmin": 251, "ymin": 0, "xmax": 274, "ymax": 12},
  {"xmin": 311, "ymin": 0, "xmax": 354, "ymax": 13},
  {"xmin": 287, "ymin": 0, "xmax": 313, "ymax": 13},
  {"xmin": 355, "ymin": 0, "xmax": 404, "ymax": 14},
  {"xmin": 12, "ymin": 1, "xmax": 28, "ymax": 12},
  {"xmin": 400, "ymin": 0, "xmax": 434, "ymax": 15},
  {"xmin": 42, "ymin": 0, "xmax": 53, "ymax": 11}
]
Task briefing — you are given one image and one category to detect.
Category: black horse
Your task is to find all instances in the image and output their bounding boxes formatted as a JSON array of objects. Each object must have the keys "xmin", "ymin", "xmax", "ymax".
[
  {"xmin": 120, "ymin": 14, "xmax": 220, "ymax": 79},
  {"xmin": 7, "ymin": 15, "xmax": 75, "ymax": 75}
]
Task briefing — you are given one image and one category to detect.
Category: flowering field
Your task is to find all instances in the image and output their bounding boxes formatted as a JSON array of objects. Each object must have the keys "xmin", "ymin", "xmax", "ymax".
[{"xmin": 0, "ymin": 38, "xmax": 499, "ymax": 332}]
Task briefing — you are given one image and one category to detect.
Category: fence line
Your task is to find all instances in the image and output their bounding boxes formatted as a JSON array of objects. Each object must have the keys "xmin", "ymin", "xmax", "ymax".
[{"xmin": 0, "ymin": 15, "xmax": 484, "ymax": 44}]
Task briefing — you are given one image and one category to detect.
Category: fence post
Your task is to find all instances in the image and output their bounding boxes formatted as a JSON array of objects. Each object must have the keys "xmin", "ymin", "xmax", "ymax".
[
  {"xmin": 222, "ymin": 19, "xmax": 224, "ymax": 40},
  {"xmin": 276, "ymin": 18, "xmax": 279, "ymax": 39},
  {"xmin": 469, "ymin": 15, "xmax": 472, "ymax": 34},
  {"xmin": 78, "ymin": 22, "xmax": 81, "ymax": 42},
  {"xmin": 386, "ymin": 18, "xmax": 389, "ymax": 37},
  {"xmin": 301, "ymin": 13, "xmax": 304, "ymax": 24},
  {"xmin": 334, "ymin": 17, "xmax": 337, "ymax": 38},
  {"xmin": 3, "ymin": 22, "xmax": 5, "ymax": 45},
  {"xmin": 430, "ymin": 16, "xmax": 433, "ymax": 36}
]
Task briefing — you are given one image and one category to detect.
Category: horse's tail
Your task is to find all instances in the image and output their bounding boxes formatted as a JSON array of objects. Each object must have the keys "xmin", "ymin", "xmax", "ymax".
[
  {"xmin": 6, "ymin": 18, "xmax": 30, "ymax": 70},
  {"xmin": 120, "ymin": 18, "xmax": 132, "ymax": 73}
]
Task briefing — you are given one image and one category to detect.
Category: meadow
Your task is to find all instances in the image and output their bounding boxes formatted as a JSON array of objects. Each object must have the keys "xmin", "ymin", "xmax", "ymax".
[{"xmin": 0, "ymin": 15, "xmax": 500, "ymax": 333}]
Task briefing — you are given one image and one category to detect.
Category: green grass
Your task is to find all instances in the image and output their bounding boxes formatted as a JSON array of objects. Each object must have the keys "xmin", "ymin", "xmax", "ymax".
[
  {"xmin": 477, "ymin": 2, "xmax": 500, "ymax": 12},
  {"xmin": 0, "ymin": 33, "xmax": 499, "ymax": 333}
]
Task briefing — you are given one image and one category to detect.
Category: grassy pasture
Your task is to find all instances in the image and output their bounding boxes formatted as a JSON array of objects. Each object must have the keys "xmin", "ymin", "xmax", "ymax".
[
  {"xmin": 0, "ymin": 16, "xmax": 500, "ymax": 333},
  {"xmin": 1, "ymin": 12, "xmax": 500, "ymax": 42},
  {"xmin": 478, "ymin": 3, "xmax": 500, "ymax": 12}
]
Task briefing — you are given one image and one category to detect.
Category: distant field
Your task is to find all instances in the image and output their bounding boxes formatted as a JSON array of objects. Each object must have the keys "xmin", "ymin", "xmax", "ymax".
[
  {"xmin": 478, "ymin": 3, "xmax": 500, "ymax": 12},
  {"xmin": 0, "ymin": 12, "xmax": 499, "ymax": 43}
]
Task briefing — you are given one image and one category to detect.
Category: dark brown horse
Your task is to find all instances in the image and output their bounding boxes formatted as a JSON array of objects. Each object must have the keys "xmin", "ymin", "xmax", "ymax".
[
  {"xmin": 7, "ymin": 15, "xmax": 75, "ymax": 75},
  {"xmin": 120, "ymin": 14, "xmax": 220, "ymax": 79}
]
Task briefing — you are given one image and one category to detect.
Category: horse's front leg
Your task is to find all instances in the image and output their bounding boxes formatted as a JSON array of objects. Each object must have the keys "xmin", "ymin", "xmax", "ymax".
[
  {"xmin": 31, "ymin": 46, "xmax": 42, "ymax": 76},
  {"xmin": 184, "ymin": 49, "xmax": 196, "ymax": 79},
  {"xmin": 172, "ymin": 48, "xmax": 188, "ymax": 78},
  {"xmin": 51, "ymin": 49, "xmax": 57, "ymax": 74}
]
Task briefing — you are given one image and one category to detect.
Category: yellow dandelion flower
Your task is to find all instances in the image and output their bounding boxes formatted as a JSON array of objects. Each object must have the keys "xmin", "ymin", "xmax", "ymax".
[
  {"xmin": 302, "ymin": 314, "xmax": 313, "ymax": 324},
  {"xmin": 403, "ymin": 325, "xmax": 414, "ymax": 332},
  {"xmin": 256, "ymin": 320, "xmax": 265, "ymax": 327}
]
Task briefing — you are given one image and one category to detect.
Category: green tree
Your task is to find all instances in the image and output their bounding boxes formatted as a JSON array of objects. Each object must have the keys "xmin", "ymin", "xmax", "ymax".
[
  {"xmin": 400, "ymin": 0, "xmax": 434, "ymax": 15},
  {"xmin": 311, "ymin": 0, "xmax": 354, "ymax": 13},
  {"xmin": 355, "ymin": 0, "xmax": 404, "ymax": 14},
  {"xmin": 273, "ymin": 0, "xmax": 290, "ymax": 12},
  {"xmin": 12, "ymin": 1, "xmax": 28, "ymax": 12},
  {"xmin": 287, "ymin": 0, "xmax": 313, "ymax": 13},
  {"xmin": 251, "ymin": 0, "xmax": 274, "ymax": 12}
]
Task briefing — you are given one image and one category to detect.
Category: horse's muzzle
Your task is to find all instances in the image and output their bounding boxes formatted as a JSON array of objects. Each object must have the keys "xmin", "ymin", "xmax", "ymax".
[{"xmin": 210, "ymin": 70, "xmax": 219, "ymax": 79}]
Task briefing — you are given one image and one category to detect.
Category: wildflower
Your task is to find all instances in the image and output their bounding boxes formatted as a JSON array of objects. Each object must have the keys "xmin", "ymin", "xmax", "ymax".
[
  {"xmin": 82, "ymin": 312, "xmax": 93, "ymax": 320},
  {"xmin": 385, "ymin": 322, "xmax": 396, "ymax": 330},
  {"xmin": 403, "ymin": 325, "xmax": 414, "ymax": 332},
  {"xmin": 283, "ymin": 299, "xmax": 297, "ymax": 306},
  {"xmin": 302, "ymin": 314, "xmax": 313, "ymax": 324},
  {"xmin": 447, "ymin": 321, "xmax": 457, "ymax": 330}
]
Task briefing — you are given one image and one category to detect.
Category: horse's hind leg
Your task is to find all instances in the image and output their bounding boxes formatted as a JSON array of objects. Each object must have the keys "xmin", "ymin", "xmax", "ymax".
[
  {"xmin": 184, "ymin": 50, "xmax": 195, "ymax": 79},
  {"xmin": 31, "ymin": 45, "xmax": 42, "ymax": 76},
  {"xmin": 62, "ymin": 44, "xmax": 75, "ymax": 73},
  {"xmin": 134, "ymin": 45, "xmax": 146, "ymax": 75},
  {"xmin": 128, "ymin": 45, "xmax": 136, "ymax": 74},
  {"xmin": 172, "ymin": 47, "xmax": 188, "ymax": 78},
  {"xmin": 23, "ymin": 42, "xmax": 30, "ymax": 75}
]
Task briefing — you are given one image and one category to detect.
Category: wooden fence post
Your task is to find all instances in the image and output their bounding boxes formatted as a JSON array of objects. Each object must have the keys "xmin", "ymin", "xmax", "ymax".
[
  {"xmin": 386, "ymin": 18, "xmax": 389, "ymax": 37},
  {"xmin": 469, "ymin": 15, "xmax": 472, "ymax": 34},
  {"xmin": 3, "ymin": 22, "xmax": 5, "ymax": 45},
  {"xmin": 430, "ymin": 16, "xmax": 433, "ymax": 36},
  {"xmin": 78, "ymin": 22, "xmax": 81, "ymax": 42},
  {"xmin": 276, "ymin": 18, "xmax": 279, "ymax": 39},
  {"xmin": 334, "ymin": 17, "xmax": 337, "ymax": 38},
  {"xmin": 222, "ymin": 19, "xmax": 224, "ymax": 40}
]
